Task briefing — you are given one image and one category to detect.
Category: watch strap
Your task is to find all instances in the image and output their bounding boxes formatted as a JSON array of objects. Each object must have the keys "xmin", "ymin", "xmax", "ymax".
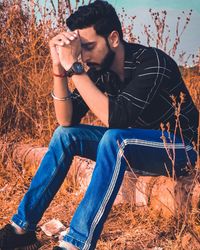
[
  {"xmin": 66, "ymin": 67, "xmax": 74, "ymax": 77},
  {"xmin": 65, "ymin": 62, "xmax": 84, "ymax": 78}
]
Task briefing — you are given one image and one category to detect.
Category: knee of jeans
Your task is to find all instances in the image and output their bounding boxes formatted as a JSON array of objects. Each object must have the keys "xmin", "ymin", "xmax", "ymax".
[
  {"xmin": 100, "ymin": 129, "xmax": 122, "ymax": 147},
  {"xmin": 50, "ymin": 125, "xmax": 80, "ymax": 146}
]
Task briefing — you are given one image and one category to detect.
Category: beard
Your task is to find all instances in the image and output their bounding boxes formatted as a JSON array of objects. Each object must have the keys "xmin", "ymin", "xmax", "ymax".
[
  {"xmin": 87, "ymin": 38, "xmax": 115, "ymax": 71},
  {"xmin": 100, "ymin": 48, "xmax": 115, "ymax": 71}
]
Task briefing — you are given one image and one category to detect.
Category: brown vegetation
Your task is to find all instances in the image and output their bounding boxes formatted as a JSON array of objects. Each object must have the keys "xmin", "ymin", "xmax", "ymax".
[{"xmin": 0, "ymin": 1, "xmax": 199, "ymax": 249}]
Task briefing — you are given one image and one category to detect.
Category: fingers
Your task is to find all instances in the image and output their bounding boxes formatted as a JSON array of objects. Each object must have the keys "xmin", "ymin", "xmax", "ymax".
[
  {"xmin": 50, "ymin": 31, "xmax": 78, "ymax": 47},
  {"xmin": 58, "ymin": 31, "xmax": 78, "ymax": 45}
]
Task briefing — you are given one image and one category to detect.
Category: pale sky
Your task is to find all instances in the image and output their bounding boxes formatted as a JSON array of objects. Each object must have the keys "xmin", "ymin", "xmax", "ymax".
[
  {"xmin": 40, "ymin": 0, "xmax": 200, "ymax": 65},
  {"xmin": 112, "ymin": 0, "xmax": 200, "ymax": 14},
  {"xmin": 109, "ymin": 0, "xmax": 200, "ymax": 65}
]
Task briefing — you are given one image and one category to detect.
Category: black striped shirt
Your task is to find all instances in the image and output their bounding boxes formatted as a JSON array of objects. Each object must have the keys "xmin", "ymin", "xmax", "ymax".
[{"xmin": 71, "ymin": 42, "xmax": 199, "ymax": 144}]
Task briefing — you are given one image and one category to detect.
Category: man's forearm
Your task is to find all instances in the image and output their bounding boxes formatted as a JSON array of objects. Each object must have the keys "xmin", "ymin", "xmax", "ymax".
[
  {"xmin": 53, "ymin": 65, "xmax": 73, "ymax": 126},
  {"xmin": 71, "ymin": 73, "xmax": 109, "ymax": 127}
]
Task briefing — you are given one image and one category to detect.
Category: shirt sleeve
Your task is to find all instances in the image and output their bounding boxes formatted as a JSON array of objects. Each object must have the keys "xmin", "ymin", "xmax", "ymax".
[
  {"xmin": 70, "ymin": 88, "xmax": 89, "ymax": 125},
  {"xmin": 108, "ymin": 48, "xmax": 172, "ymax": 128}
]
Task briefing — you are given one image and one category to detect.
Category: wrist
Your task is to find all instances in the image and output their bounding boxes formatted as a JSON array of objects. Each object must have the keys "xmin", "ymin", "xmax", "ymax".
[
  {"xmin": 52, "ymin": 64, "xmax": 65, "ymax": 75},
  {"xmin": 62, "ymin": 58, "xmax": 78, "ymax": 71},
  {"xmin": 65, "ymin": 62, "xmax": 85, "ymax": 78}
]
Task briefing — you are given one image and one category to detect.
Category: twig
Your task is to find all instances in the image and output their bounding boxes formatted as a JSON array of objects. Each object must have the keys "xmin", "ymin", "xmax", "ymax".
[
  {"xmin": 117, "ymin": 140, "xmax": 138, "ymax": 180},
  {"xmin": 50, "ymin": 0, "xmax": 56, "ymax": 15},
  {"xmin": 187, "ymin": 224, "xmax": 200, "ymax": 244}
]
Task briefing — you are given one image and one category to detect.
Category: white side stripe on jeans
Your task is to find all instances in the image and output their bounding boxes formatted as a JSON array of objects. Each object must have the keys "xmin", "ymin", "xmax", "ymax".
[{"xmin": 82, "ymin": 138, "xmax": 193, "ymax": 249}]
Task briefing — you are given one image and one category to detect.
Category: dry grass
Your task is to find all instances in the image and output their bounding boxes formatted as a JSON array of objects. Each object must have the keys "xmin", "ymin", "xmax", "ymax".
[
  {"xmin": 1, "ymin": 158, "xmax": 200, "ymax": 249},
  {"xmin": 0, "ymin": 1, "xmax": 99, "ymax": 142},
  {"xmin": 0, "ymin": 1, "xmax": 200, "ymax": 249},
  {"xmin": 0, "ymin": 1, "xmax": 199, "ymax": 142}
]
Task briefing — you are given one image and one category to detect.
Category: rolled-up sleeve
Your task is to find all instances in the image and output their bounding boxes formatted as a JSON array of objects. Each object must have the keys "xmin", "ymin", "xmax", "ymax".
[{"xmin": 109, "ymin": 48, "xmax": 171, "ymax": 128}]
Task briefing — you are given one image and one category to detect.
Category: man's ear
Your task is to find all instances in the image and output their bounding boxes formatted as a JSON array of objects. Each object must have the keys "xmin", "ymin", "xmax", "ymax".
[{"xmin": 108, "ymin": 31, "xmax": 120, "ymax": 48}]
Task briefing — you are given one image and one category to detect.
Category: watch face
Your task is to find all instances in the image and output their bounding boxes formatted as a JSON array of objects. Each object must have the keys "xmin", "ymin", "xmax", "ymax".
[{"xmin": 73, "ymin": 62, "xmax": 84, "ymax": 74}]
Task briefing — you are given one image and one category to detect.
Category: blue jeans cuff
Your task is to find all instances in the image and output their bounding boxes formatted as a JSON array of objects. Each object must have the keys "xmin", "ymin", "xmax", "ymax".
[
  {"xmin": 11, "ymin": 215, "xmax": 36, "ymax": 231},
  {"xmin": 63, "ymin": 234, "xmax": 86, "ymax": 250}
]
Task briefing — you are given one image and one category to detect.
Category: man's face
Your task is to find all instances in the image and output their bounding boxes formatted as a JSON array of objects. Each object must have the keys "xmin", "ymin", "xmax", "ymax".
[{"xmin": 78, "ymin": 26, "xmax": 115, "ymax": 71}]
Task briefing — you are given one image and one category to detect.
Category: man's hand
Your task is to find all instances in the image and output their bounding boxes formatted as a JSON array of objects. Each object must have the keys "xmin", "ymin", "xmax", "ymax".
[{"xmin": 49, "ymin": 31, "xmax": 81, "ymax": 71}]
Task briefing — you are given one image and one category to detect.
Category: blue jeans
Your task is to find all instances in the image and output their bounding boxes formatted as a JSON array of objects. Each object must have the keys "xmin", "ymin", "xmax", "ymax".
[{"xmin": 12, "ymin": 125, "xmax": 197, "ymax": 250}]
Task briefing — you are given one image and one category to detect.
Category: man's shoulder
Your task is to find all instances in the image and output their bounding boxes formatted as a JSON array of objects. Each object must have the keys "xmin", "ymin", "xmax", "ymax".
[
  {"xmin": 124, "ymin": 41, "xmax": 147, "ymax": 56},
  {"xmin": 125, "ymin": 41, "xmax": 175, "ymax": 62}
]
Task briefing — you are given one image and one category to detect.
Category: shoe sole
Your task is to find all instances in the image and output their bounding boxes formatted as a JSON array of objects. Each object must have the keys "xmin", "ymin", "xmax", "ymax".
[{"xmin": 0, "ymin": 241, "xmax": 41, "ymax": 250}]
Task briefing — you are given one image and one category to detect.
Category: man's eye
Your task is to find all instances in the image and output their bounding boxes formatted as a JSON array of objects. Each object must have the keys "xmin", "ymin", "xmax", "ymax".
[
  {"xmin": 84, "ymin": 46, "xmax": 94, "ymax": 51},
  {"xmin": 86, "ymin": 46, "xmax": 94, "ymax": 50}
]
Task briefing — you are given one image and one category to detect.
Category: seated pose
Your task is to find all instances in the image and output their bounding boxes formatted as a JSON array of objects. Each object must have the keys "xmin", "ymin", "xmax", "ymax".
[{"xmin": 0, "ymin": 1, "xmax": 198, "ymax": 250}]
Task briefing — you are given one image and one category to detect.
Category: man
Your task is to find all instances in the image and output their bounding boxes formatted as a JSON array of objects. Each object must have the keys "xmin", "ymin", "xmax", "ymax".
[{"xmin": 0, "ymin": 1, "xmax": 198, "ymax": 250}]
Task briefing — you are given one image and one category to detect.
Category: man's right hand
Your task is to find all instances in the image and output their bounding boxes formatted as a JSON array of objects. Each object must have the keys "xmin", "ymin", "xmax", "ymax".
[
  {"xmin": 49, "ymin": 31, "xmax": 80, "ymax": 73},
  {"xmin": 49, "ymin": 34, "xmax": 65, "ymax": 68}
]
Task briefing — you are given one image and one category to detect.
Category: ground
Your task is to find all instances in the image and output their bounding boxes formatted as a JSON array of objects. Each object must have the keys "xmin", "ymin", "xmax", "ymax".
[{"xmin": 0, "ymin": 158, "xmax": 200, "ymax": 250}]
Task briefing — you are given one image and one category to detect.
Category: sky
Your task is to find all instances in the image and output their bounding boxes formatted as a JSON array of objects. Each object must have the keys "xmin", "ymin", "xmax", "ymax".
[
  {"xmin": 40, "ymin": 0, "xmax": 200, "ymax": 65},
  {"xmin": 109, "ymin": 0, "xmax": 200, "ymax": 65},
  {"xmin": 112, "ymin": 0, "xmax": 200, "ymax": 13}
]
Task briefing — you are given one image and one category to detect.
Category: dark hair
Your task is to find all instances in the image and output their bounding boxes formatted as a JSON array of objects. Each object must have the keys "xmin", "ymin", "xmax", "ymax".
[{"xmin": 66, "ymin": 0, "xmax": 123, "ymax": 41}]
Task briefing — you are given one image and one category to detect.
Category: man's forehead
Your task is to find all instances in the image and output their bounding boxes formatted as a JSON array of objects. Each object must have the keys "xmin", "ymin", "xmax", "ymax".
[
  {"xmin": 81, "ymin": 41, "xmax": 96, "ymax": 47},
  {"xmin": 78, "ymin": 27, "xmax": 98, "ymax": 43}
]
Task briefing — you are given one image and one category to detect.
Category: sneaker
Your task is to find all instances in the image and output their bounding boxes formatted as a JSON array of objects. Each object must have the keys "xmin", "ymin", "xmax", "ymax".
[{"xmin": 0, "ymin": 224, "xmax": 41, "ymax": 250}]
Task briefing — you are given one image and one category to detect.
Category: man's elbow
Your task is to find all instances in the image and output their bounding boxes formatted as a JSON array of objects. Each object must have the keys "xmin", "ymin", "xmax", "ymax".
[{"xmin": 57, "ymin": 120, "xmax": 72, "ymax": 127}]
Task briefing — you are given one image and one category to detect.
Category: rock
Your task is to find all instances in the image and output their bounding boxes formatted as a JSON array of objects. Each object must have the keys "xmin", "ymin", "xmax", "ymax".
[{"xmin": 41, "ymin": 219, "xmax": 66, "ymax": 237}]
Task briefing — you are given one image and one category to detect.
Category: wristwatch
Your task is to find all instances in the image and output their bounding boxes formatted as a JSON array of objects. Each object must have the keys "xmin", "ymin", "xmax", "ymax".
[{"xmin": 66, "ymin": 62, "xmax": 85, "ymax": 77}]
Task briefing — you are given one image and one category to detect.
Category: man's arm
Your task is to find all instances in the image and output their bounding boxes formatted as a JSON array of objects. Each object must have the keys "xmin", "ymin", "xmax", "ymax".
[
  {"xmin": 56, "ymin": 31, "xmax": 109, "ymax": 127},
  {"xmin": 49, "ymin": 32, "xmax": 79, "ymax": 126},
  {"xmin": 71, "ymin": 73, "xmax": 109, "ymax": 127},
  {"xmin": 52, "ymin": 65, "xmax": 73, "ymax": 126}
]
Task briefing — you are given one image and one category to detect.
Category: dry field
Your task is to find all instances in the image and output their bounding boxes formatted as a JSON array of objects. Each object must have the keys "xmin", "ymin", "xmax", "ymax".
[{"xmin": 0, "ymin": 1, "xmax": 200, "ymax": 249}]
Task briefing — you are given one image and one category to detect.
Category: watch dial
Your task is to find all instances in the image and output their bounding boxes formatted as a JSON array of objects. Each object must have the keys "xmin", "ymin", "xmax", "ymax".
[{"xmin": 74, "ymin": 62, "xmax": 84, "ymax": 73}]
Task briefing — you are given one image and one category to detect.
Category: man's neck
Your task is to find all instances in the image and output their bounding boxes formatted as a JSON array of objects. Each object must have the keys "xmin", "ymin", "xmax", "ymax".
[{"xmin": 110, "ymin": 42, "xmax": 125, "ymax": 82}]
